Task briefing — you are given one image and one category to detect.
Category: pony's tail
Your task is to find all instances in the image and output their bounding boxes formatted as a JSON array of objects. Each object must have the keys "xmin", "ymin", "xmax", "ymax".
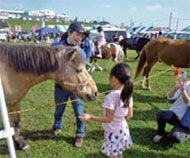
[{"xmin": 135, "ymin": 48, "xmax": 146, "ymax": 79}]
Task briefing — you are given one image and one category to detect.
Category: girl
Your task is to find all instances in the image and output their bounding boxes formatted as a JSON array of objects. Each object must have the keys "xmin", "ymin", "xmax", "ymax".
[
  {"xmin": 80, "ymin": 63, "xmax": 134, "ymax": 158},
  {"xmin": 94, "ymin": 26, "xmax": 107, "ymax": 58}
]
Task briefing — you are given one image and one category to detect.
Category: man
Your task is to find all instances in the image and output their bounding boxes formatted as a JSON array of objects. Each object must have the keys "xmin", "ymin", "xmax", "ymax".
[{"xmin": 49, "ymin": 22, "xmax": 87, "ymax": 147}]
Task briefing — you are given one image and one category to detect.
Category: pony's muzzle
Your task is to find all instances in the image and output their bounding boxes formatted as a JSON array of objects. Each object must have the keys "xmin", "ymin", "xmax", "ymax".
[{"xmin": 86, "ymin": 91, "xmax": 97, "ymax": 101}]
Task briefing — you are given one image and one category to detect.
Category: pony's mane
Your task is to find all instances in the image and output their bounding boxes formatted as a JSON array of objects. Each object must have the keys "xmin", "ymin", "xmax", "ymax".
[{"xmin": 0, "ymin": 44, "xmax": 60, "ymax": 74}]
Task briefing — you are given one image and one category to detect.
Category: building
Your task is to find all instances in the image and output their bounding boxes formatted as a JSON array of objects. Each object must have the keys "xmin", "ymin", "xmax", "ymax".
[
  {"xmin": 28, "ymin": 10, "xmax": 55, "ymax": 18},
  {"xmin": 28, "ymin": 10, "xmax": 70, "ymax": 22},
  {"xmin": 0, "ymin": 9, "xmax": 25, "ymax": 19},
  {"xmin": 0, "ymin": 9, "xmax": 70, "ymax": 22}
]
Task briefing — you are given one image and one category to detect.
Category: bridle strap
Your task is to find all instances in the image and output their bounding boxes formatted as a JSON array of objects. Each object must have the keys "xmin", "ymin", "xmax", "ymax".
[{"xmin": 62, "ymin": 76, "xmax": 92, "ymax": 90}]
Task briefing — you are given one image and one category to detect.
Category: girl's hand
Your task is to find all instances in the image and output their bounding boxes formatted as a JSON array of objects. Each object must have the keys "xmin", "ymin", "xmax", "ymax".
[{"xmin": 79, "ymin": 114, "xmax": 91, "ymax": 122}]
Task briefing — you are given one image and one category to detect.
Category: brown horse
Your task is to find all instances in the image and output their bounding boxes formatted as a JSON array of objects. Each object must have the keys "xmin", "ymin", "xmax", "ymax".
[
  {"xmin": 90, "ymin": 43, "xmax": 124, "ymax": 71},
  {"xmin": 135, "ymin": 38, "xmax": 190, "ymax": 90},
  {"xmin": 0, "ymin": 44, "xmax": 97, "ymax": 150}
]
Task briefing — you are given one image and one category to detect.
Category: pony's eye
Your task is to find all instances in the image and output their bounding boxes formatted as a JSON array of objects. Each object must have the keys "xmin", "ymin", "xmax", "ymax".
[{"xmin": 76, "ymin": 69, "xmax": 82, "ymax": 73}]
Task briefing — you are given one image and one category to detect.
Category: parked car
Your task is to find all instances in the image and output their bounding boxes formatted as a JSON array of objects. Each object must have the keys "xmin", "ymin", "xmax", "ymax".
[
  {"xmin": 0, "ymin": 30, "xmax": 7, "ymax": 41},
  {"xmin": 20, "ymin": 31, "xmax": 30, "ymax": 41},
  {"xmin": 164, "ymin": 31, "xmax": 190, "ymax": 40},
  {"xmin": 90, "ymin": 25, "xmax": 127, "ymax": 43}
]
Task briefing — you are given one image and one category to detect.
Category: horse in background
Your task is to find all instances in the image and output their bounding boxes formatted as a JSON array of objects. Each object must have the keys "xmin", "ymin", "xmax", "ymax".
[
  {"xmin": 135, "ymin": 38, "xmax": 190, "ymax": 90},
  {"xmin": 120, "ymin": 37, "xmax": 150, "ymax": 60},
  {"xmin": 90, "ymin": 42, "xmax": 124, "ymax": 71},
  {"xmin": 0, "ymin": 44, "xmax": 97, "ymax": 150}
]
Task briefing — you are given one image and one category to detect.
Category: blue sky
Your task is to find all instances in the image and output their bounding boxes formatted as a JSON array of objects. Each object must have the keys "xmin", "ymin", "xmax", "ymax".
[{"xmin": 0, "ymin": 0, "xmax": 190, "ymax": 29}]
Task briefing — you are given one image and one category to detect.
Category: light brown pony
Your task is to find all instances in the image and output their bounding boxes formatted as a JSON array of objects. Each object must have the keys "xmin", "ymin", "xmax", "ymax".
[
  {"xmin": 90, "ymin": 43, "xmax": 124, "ymax": 71},
  {"xmin": 0, "ymin": 44, "xmax": 97, "ymax": 150},
  {"xmin": 135, "ymin": 38, "xmax": 190, "ymax": 90}
]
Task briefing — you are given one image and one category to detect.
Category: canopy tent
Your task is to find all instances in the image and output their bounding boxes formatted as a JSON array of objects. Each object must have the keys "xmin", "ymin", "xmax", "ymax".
[
  {"xmin": 35, "ymin": 26, "xmax": 59, "ymax": 34},
  {"xmin": 182, "ymin": 25, "xmax": 190, "ymax": 32},
  {"xmin": 54, "ymin": 25, "xmax": 68, "ymax": 32}
]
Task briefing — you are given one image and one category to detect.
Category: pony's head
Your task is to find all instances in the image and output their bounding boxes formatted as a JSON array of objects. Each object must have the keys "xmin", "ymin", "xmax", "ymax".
[{"xmin": 57, "ymin": 46, "xmax": 98, "ymax": 101}]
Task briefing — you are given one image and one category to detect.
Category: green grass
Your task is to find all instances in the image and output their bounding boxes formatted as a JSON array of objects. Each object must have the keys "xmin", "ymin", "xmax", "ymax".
[{"xmin": 1, "ymin": 49, "xmax": 190, "ymax": 158}]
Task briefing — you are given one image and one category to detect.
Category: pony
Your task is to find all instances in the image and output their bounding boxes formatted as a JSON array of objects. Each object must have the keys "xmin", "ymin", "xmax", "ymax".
[
  {"xmin": 120, "ymin": 37, "xmax": 150, "ymax": 60},
  {"xmin": 135, "ymin": 38, "xmax": 190, "ymax": 90},
  {"xmin": 0, "ymin": 44, "xmax": 98, "ymax": 150},
  {"xmin": 90, "ymin": 42, "xmax": 124, "ymax": 71}
]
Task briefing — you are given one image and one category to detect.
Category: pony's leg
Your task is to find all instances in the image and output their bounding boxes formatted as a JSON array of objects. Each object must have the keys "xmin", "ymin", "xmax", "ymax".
[
  {"xmin": 135, "ymin": 50, "xmax": 140, "ymax": 61},
  {"xmin": 95, "ymin": 61, "xmax": 103, "ymax": 71},
  {"xmin": 9, "ymin": 104, "xmax": 30, "ymax": 150},
  {"xmin": 142, "ymin": 66, "xmax": 151, "ymax": 90},
  {"xmin": 141, "ymin": 76, "xmax": 146, "ymax": 88},
  {"xmin": 142, "ymin": 61, "xmax": 157, "ymax": 91},
  {"xmin": 125, "ymin": 48, "xmax": 129, "ymax": 60},
  {"xmin": 105, "ymin": 58, "xmax": 112, "ymax": 70}
]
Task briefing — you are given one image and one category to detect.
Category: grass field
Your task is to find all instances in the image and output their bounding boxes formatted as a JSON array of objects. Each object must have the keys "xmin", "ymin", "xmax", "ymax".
[{"xmin": 1, "ymin": 48, "xmax": 190, "ymax": 158}]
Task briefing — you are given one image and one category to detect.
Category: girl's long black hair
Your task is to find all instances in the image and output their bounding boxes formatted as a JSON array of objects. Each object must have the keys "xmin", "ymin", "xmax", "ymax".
[{"xmin": 110, "ymin": 63, "xmax": 134, "ymax": 108}]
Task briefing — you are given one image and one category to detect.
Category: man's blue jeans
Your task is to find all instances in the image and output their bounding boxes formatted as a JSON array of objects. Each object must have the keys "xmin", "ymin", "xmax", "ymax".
[{"xmin": 53, "ymin": 83, "xmax": 85, "ymax": 137}]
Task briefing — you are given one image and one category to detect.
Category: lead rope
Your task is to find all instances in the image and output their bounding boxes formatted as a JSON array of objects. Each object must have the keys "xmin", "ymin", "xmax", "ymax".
[{"xmin": 167, "ymin": 65, "xmax": 174, "ymax": 104}]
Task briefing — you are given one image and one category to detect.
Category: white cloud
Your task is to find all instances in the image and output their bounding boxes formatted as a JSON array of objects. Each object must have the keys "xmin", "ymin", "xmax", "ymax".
[
  {"xmin": 145, "ymin": 5, "xmax": 162, "ymax": 11},
  {"xmin": 130, "ymin": 7, "xmax": 137, "ymax": 11}
]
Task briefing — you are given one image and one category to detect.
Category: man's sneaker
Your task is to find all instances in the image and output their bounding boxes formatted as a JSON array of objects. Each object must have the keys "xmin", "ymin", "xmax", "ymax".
[
  {"xmin": 48, "ymin": 128, "xmax": 61, "ymax": 139},
  {"xmin": 73, "ymin": 136, "xmax": 83, "ymax": 147},
  {"xmin": 153, "ymin": 135, "xmax": 163, "ymax": 143},
  {"xmin": 95, "ymin": 54, "xmax": 102, "ymax": 58}
]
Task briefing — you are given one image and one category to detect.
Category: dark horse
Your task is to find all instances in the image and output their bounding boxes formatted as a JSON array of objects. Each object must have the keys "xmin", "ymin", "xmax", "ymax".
[
  {"xmin": 0, "ymin": 44, "xmax": 97, "ymax": 150},
  {"xmin": 120, "ymin": 37, "xmax": 150, "ymax": 60},
  {"xmin": 135, "ymin": 38, "xmax": 190, "ymax": 90}
]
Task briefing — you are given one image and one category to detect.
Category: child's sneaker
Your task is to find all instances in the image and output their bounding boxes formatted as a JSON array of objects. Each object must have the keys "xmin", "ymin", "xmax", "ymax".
[
  {"xmin": 153, "ymin": 135, "xmax": 163, "ymax": 143},
  {"xmin": 96, "ymin": 54, "xmax": 102, "ymax": 58}
]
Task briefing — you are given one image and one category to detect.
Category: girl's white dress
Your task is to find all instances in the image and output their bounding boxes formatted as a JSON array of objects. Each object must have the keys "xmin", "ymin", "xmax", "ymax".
[{"xmin": 101, "ymin": 90, "xmax": 133, "ymax": 156}]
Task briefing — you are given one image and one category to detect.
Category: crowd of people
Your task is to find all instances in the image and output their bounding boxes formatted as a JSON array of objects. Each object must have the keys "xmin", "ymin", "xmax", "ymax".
[{"xmin": 5, "ymin": 30, "xmax": 63, "ymax": 43}]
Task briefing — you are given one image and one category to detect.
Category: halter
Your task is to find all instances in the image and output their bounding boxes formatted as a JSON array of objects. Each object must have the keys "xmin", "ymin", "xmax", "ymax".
[
  {"xmin": 62, "ymin": 76, "xmax": 92, "ymax": 91},
  {"xmin": 58, "ymin": 48, "xmax": 92, "ymax": 92}
]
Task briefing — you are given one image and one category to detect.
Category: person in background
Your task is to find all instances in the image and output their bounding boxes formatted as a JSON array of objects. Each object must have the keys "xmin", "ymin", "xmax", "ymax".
[
  {"xmin": 130, "ymin": 28, "xmax": 137, "ymax": 44},
  {"xmin": 153, "ymin": 74, "xmax": 190, "ymax": 143},
  {"xmin": 49, "ymin": 22, "xmax": 87, "ymax": 147},
  {"xmin": 94, "ymin": 26, "xmax": 107, "ymax": 58},
  {"xmin": 158, "ymin": 31, "xmax": 163, "ymax": 38},
  {"xmin": 113, "ymin": 31, "xmax": 119, "ymax": 42},
  {"xmin": 80, "ymin": 63, "xmax": 134, "ymax": 158},
  {"xmin": 81, "ymin": 30, "xmax": 95, "ymax": 72}
]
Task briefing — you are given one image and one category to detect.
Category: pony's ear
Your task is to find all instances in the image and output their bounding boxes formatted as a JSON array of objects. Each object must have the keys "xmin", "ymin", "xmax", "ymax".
[{"xmin": 66, "ymin": 47, "xmax": 78, "ymax": 61}]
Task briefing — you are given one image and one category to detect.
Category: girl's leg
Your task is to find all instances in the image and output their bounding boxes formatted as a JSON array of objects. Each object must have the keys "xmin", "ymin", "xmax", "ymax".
[
  {"xmin": 108, "ymin": 155, "xmax": 118, "ymax": 158},
  {"xmin": 118, "ymin": 154, "xmax": 123, "ymax": 158}
]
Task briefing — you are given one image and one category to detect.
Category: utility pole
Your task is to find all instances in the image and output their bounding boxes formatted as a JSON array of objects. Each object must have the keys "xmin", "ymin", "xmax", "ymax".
[
  {"xmin": 174, "ymin": 18, "xmax": 179, "ymax": 40},
  {"xmin": 175, "ymin": 18, "xmax": 179, "ymax": 31},
  {"xmin": 168, "ymin": 12, "xmax": 172, "ymax": 31},
  {"xmin": 130, "ymin": 16, "xmax": 133, "ymax": 28}
]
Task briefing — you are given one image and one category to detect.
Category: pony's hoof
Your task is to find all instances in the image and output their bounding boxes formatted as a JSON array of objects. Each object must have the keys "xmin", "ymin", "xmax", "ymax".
[
  {"xmin": 22, "ymin": 144, "xmax": 31, "ymax": 150},
  {"xmin": 142, "ymin": 86, "xmax": 151, "ymax": 91},
  {"xmin": 99, "ymin": 68, "xmax": 103, "ymax": 71}
]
